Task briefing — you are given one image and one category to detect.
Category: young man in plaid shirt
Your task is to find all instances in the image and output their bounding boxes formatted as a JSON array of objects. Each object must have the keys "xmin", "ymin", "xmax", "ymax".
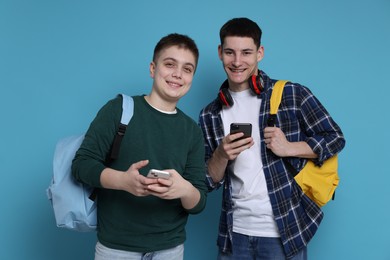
[{"xmin": 198, "ymin": 18, "xmax": 345, "ymax": 259}]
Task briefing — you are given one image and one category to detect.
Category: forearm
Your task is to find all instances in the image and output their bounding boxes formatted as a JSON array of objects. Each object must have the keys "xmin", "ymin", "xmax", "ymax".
[
  {"xmin": 207, "ymin": 148, "xmax": 229, "ymax": 183},
  {"xmin": 287, "ymin": 141, "xmax": 318, "ymax": 159},
  {"xmin": 100, "ymin": 168, "xmax": 126, "ymax": 190},
  {"xmin": 180, "ymin": 183, "xmax": 201, "ymax": 210}
]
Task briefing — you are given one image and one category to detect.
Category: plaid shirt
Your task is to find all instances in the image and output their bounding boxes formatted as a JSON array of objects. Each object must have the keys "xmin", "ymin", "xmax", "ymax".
[{"xmin": 198, "ymin": 70, "xmax": 345, "ymax": 258}]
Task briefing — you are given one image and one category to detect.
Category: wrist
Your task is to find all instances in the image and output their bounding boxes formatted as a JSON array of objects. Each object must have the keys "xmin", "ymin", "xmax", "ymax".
[
  {"xmin": 214, "ymin": 146, "xmax": 229, "ymax": 162},
  {"xmin": 180, "ymin": 183, "xmax": 200, "ymax": 210},
  {"xmin": 100, "ymin": 168, "xmax": 126, "ymax": 190}
]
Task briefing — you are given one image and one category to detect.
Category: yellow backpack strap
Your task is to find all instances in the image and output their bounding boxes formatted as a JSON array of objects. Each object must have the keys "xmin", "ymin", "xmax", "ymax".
[{"xmin": 267, "ymin": 80, "xmax": 288, "ymax": 126}]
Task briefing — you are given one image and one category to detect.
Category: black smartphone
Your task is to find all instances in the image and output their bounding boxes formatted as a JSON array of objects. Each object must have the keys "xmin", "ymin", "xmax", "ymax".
[{"xmin": 230, "ymin": 123, "xmax": 252, "ymax": 141}]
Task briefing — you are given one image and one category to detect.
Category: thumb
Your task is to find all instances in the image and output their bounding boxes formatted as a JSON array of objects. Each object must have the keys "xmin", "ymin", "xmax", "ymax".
[{"xmin": 130, "ymin": 159, "xmax": 149, "ymax": 171}]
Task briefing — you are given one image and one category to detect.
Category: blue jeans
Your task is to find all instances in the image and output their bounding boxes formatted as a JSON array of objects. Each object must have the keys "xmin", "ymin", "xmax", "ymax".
[
  {"xmin": 218, "ymin": 232, "xmax": 307, "ymax": 260},
  {"xmin": 94, "ymin": 241, "xmax": 184, "ymax": 260}
]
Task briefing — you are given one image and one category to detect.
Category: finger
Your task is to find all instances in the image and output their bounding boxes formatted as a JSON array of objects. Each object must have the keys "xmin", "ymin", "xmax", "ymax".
[
  {"xmin": 231, "ymin": 137, "xmax": 252, "ymax": 149},
  {"xmin": 227, "ymin": 132, "xmax": 244, "ymax": 143},
  {"xmin": 148, "ymin": 184, "xmax": 169, "ymax": 193},
  {"xmin": 130, "ymin": 159, "xmax": 149, "ymax": 171},
  {"xmin": 143, "ymin": 177, "xmax": 159, "ymax": 185},
  {"xmin": 264, "ymin": 127, "xmax": 276, "ymax": 134},
  {"xmin": 157, "ymin": 178, "xmax": 172, "ymax": 187},
  {"xmin": 139, "ymin": 187, "xmax": 152, "ymax": 197}
]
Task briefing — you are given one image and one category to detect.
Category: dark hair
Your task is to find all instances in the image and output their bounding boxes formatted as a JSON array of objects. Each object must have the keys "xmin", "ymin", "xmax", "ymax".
[
  {"xmin": 219, "ymin": 18, "xmax": 262, "ymax": 48},
  {"xmin": 153, "ymin": 33, "xmax": 199, "ymax": 68}
]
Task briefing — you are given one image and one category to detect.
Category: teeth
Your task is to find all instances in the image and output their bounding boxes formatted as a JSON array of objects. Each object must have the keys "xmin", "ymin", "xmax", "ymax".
[{"xmin": 168, "ymin": 82, "xmax": 181, "ymax": 87}]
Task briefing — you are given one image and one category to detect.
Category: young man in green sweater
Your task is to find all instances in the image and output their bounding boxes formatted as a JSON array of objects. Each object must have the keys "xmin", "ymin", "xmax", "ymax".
[{"xmin": 72, "ymin": 33, "xmax": 207, "ymax": 260}]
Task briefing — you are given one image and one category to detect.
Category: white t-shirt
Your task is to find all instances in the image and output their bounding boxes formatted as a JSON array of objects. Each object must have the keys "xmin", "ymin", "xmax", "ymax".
[{"xmin": 221, "ymin": 89, "xmax": 279, "ymax": 237}]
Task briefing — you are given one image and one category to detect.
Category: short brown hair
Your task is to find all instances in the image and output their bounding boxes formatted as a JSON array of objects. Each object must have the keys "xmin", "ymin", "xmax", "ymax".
[{"xmin": 153, "ymin": 33, "xmax": 199, "ymax": 69}]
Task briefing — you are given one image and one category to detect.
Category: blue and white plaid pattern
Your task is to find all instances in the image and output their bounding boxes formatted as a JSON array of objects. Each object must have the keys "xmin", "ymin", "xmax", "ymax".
[{"xmin": 198, "ymin": 70, "xmax": 345, "ymax": 258}]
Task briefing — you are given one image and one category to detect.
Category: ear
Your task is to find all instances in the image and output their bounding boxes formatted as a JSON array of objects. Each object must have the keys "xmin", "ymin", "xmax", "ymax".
[
  {"xmin": 149, "ymin": 62, "xmax": 156, "ymax": 78},
  {"xmin": 218, "ymin": 45, "xmax": 223, "ymax": 60},
  {"xmin": 257, "ymin": 46, "xmax": 264, "ymax": 62}
]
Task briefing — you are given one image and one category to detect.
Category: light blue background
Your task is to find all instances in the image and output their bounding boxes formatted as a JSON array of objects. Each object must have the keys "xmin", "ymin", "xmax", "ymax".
[{"xmin": 1, "ymin": 0, "xmax": 389, "ymax": 259}]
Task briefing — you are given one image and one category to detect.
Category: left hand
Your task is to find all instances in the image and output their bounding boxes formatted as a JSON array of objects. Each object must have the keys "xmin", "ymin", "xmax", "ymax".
[
  {"xmin": 146, "ymin": 169, "xmax": 190, "ymax": 200},
  {"xmin": 264, "ymin": 126, "xmax": 292, "ymax": 157}
]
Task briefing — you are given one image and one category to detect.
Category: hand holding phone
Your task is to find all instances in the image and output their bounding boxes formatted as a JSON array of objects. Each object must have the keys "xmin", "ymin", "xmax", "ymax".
[
  {"xmin": 230, "ymin": 123, "xmax": 252, "ymax": 142},
  {"xmin": 147, "ymin": 169, "xmax": 171, "ymax": 179}
]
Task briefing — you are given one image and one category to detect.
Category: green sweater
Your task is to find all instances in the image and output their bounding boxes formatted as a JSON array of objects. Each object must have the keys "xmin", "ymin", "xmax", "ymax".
[{"xmin": 72, "ymin": 95, "xmax": 207, "ymax": 252}]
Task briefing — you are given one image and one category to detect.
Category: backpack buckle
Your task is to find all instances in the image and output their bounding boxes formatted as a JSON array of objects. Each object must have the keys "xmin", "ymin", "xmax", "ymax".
[{"xmin": 267, "ymin": 115, "xmax": 276, "ymax": 127}]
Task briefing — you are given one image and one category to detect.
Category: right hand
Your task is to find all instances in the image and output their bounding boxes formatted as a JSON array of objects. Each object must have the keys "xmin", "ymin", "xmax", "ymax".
[
  {"xmin": 120, "ymin": 160, "xmax": 160, "ymax": 196},
  {"xmin": 206, "ymin": 132, "xmax": 255, "ymax": 183},
  {"xmin": 217, "ymin": 132, "xmax": 254, "ymax": 161},
  {"xmin": 100, "ymin": 160, "xmax": 158, "ymax": 196}
]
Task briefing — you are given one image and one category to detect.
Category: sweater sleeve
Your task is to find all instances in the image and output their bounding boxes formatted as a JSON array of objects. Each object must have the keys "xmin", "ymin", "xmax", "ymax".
[
  {"xmin": 183, "ymin": 124, "xmax": 208, "ymax": 214},
  {"xmin": 71, "ymin": 96, "xmax": 122, "ymax": 187}
]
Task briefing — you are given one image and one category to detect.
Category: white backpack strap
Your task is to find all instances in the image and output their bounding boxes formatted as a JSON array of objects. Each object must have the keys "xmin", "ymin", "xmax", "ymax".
[
  {"xmin": 119, "ymin": 94, "xmax": 134, "ymax": 125},
  {"xmin": 109, "ymin": 94, "xmax": 134, "ymax": 161}
]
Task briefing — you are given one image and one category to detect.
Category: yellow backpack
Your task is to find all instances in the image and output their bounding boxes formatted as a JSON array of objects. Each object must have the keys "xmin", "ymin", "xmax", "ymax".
[{"xmin": 269, "ymin": 80, "xmax": 339, "ymax": 207}]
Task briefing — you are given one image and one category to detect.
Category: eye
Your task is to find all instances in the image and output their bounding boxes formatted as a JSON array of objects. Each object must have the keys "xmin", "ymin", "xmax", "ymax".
[
  {"xmin": 165, "ymin": 62, "xmax": 175, "ymax": 68},
  {"xmin": 183, "ymin": 66, "xmax": 194, "ymax": 74}
]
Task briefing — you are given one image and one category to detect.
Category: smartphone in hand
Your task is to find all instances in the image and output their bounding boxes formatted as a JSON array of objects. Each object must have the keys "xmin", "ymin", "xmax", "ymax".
[
  {"xmin": 230, "ymin": 123, "xmax": 252, "ymax": 142},
  {"xmin": 147, "ymin": 169, "xmax": 171, "ymax": 179}
]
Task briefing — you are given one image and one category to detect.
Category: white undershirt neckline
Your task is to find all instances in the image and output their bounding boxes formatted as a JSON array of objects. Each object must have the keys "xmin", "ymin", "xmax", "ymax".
[{"xmin": 149, "ymin": 103, "xmax": 177, "ymax": 114}]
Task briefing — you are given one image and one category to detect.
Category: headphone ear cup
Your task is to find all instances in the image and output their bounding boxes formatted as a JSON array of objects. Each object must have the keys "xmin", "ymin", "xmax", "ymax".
[
  {"xmin": 219, "ymin": 88, "xmax": 234, "ymax": 107},
  {"xmin": 248, "ymin": 74, "xmax": 262, "ymax": 95}
]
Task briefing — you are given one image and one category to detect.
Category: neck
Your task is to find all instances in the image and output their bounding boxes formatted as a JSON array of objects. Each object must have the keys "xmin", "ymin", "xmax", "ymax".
[
  {"xmin": 228, "ymin": 80, "xmax": 250, "ymax": 92},
  {"xmin": 144, "ymin": 95, "xmax": 177, "ymax": 113}
]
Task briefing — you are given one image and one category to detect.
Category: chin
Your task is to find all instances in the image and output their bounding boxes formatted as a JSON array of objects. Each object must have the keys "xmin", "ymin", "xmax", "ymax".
[
  {"xmin": 230, "ymin": 76, "xmax": 248, "ymax": 85},
  {"xmin": 227, "ymin": 72, "xmax": 248, "ymax": 81}
]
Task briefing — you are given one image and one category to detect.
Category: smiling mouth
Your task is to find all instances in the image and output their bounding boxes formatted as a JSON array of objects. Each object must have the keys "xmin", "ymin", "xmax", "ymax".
[
  {"xmin": 167, "ymin": 81, "xmax": 182, "ymax": 88},
  {"xmin": 229, "ymin": 68, "xmax": 246, "ymax": 73}
]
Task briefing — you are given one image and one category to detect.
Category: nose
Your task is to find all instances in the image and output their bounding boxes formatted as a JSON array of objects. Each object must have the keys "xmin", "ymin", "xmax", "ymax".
[
  {"xmin": 172, "ymin": 68, "xmax": 182, "ymax": 79},
  {"xmin": 232, "ymin": 54, "xmax": 242, "ymax": 67}
]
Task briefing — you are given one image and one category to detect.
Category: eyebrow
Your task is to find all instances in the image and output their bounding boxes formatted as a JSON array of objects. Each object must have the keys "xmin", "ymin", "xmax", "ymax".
[
  {"xmin": 163, "ymin": 57, "xmax": 195, "ymax": 70},
  {"xmin": 223, "ymin": 47, "xmax": 255, "ymax": 52}
]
